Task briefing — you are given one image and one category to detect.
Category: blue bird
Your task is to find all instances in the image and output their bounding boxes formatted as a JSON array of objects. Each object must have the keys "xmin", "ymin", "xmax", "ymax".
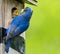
[{"xmin": 4, "ymin": 7, "xmax": 33, "ymax": 53}]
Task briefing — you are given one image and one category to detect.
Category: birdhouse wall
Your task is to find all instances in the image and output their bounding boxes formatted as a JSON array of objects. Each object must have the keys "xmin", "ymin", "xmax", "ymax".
[{"xmin": 0, "ymin": 0, "xmax": 25, "ymax": 53}]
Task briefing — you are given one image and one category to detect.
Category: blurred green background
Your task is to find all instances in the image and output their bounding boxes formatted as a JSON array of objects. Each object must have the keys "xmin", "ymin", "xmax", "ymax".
[{"xmin": 25, "ymin": 0, "xmax": 60, "ymax": 54}]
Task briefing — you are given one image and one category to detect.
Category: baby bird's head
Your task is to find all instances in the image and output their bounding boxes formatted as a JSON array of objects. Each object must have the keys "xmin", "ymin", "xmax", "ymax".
[{"xmin": 12, "ymin": 7, "xmax": 19, "ymax": 18}]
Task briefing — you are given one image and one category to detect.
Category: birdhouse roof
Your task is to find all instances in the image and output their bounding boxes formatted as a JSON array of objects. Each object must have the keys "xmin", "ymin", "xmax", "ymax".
[
  {"xmin": 26, "ymin": 0, "xmax": 37, "ymax": 6},
  {"xmin": 16, "ymin": 0, "xmax": 37, "ymax": 6}
]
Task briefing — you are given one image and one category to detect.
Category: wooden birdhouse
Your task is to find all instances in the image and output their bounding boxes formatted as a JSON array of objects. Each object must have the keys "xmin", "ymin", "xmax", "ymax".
[
  {"xmin": 0, "ymin": 0, "xmax": 37, "ymax": 54},
  {"xmin": 0, "ymin": 0, "xmax": 25, "ymax": 54}
]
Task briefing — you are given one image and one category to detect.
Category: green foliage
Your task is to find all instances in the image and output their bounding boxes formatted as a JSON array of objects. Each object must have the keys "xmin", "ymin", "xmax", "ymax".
[{"xmin": 25, "ymin": 0, "xmax": 60, "ymax": 54}]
